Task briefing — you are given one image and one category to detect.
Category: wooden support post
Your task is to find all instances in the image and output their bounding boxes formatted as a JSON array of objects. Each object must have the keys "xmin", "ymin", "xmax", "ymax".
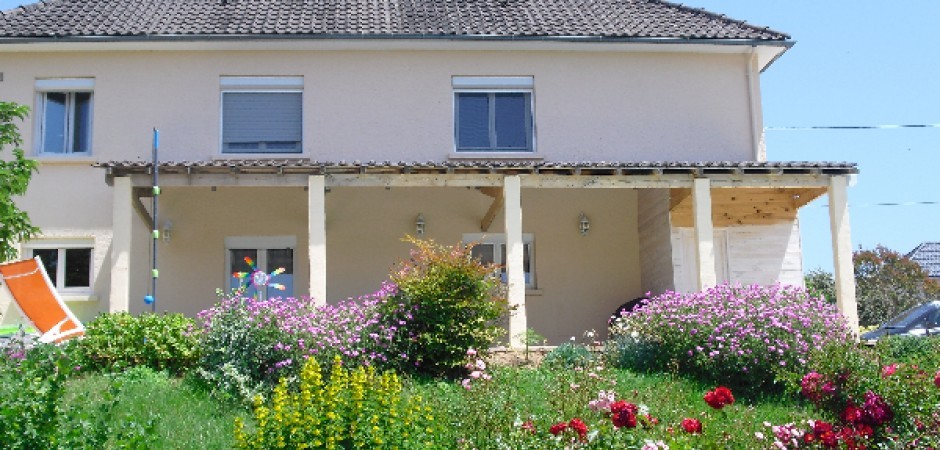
[
  {"xmin": 480, "ymin": 187, "xmax": 504, "ymax": 232},
  {"xmin": 308, "ymin": 175, "xmax": 327, "ymax": 305},
  {"xmin": 692, "ymin": 178, "xmax": 717, "ymax": 290},
  {"xmin": 503, "ymin": 176, "xmax": 527, "ymax": 348},
  {"xmin": 828, "ymin": 175, "xmax": 859, "ymax": 335},
  {"xmin": 109, "ymin": 177, "xmax": 133, "ymax": 313}
]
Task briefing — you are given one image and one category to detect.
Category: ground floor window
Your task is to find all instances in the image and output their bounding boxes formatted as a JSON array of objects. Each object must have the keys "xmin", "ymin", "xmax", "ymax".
[
  {"xmin": 225, "ymin": 236, "xmax": 295, "ymax": 299},
  {"xmin": 462, "ymin": 233, "xmax": 535, "ymax": 288},
  {"xmin": 23, "ymin": 239, "xmax": 94, "ymax": 294}
]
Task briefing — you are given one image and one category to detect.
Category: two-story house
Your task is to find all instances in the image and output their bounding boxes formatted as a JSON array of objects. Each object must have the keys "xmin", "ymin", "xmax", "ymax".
[{"xmin": 0, "ymin": 0, "xmax": 859, "ymax": 345}]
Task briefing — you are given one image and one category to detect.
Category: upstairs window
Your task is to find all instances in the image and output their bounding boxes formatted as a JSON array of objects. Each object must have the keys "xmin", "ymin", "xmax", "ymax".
[
  {"xmin": 453, "ymin": 76, "xmax": 534, "ymax": 153},
  {"xmin": 35, "ymin": 78, "xmax": 94, "ymax": 155},
  {"xmin": 220, "ymin": 77, "xmax": 303, "ymax": 154}
]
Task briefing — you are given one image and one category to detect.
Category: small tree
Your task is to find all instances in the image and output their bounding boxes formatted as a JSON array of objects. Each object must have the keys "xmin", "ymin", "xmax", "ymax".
[
  {"xmin": 855, "ymin": 245, "xmax": 940, "ymax": 327},
  {"xmin": 0, "ymin": 102, "xmax": 39, "ymax": 262},
  {"xmin": 806, "ymin": 245, "xmax": 940, "ymax": 327},
  {"xmin": 805, "ymin": 267, "xmax": 836, "ymax": 304}
]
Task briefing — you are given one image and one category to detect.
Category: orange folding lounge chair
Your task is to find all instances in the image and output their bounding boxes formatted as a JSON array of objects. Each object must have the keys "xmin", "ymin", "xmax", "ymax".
[{"xmin": 0, "ymin": 257, "xmax": 85, "ymax": 343}]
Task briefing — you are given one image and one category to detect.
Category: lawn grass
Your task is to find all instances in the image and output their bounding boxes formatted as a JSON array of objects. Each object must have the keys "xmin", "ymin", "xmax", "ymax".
[
  {"xmin": 64, "ymin": 369, "xmax": 248, "ymax": 450},
  {"xmin": 411, "ymin": 365, "xmax": 816, "ymax": 448},
  {"xmin": 60, "ymin": 365, "xmax": 816, "ymax": 449}
]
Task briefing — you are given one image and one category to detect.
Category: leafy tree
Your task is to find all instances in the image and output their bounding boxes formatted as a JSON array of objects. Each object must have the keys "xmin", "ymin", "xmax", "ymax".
[
  {"xmin": 855, "ymin": 245, "xmax": 940, "ymax": 326},
  {"xmin": 0, "ymin": 102, "xmax": 39, "ymax": 262},
  {"xmin": 805, "ymin": 267, "xmax": 836, "ymax": 304},
  {"xmin": 805, "ymin": 245, "xmax": 940, "ymax": 327}
]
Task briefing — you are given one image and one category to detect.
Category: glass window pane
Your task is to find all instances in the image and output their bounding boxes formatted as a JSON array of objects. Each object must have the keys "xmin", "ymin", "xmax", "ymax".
[
  {"xmin": 494, "ymin": 93, "xmax": 530, "ymax": 150},
  {"xmin": 266, "ymin": 249, "xmax": 293, "ymax": 274},
  {"xmin": 471, "ymin": 244, "xmax": 495, "ymax": 266},
  {"xmin": 456, "ymin": 93, "xmax": 490, "ymax": 150},
  {"xmin": 230, "ymin": 249, "xmax": 258, "ymax": 293},
  {"xmin": 72, "ymin": 92, "xmax": 92, "ymax": 153},
  {"xmin": 266, "ymin": 249, "xmax": 293, "ymax": 298},
  {"xmin": 32, "ymin": 249, "xmax": 59, "ymax": 286},
  {"xmin": 64, "ymin": 248, "xmax": 91, "ymax": 288},
  {"xmin": 42, "ymin": 93, "xmax": 67, "ymax": 153}
]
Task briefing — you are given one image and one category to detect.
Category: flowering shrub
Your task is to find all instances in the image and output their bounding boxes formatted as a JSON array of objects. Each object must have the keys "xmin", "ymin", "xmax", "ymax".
[
  {"xmin": 235, "ymin": 356, "xmax": 440, "ymax": 449},
  {"xmin": 384, "ymin": 237, "xmax": 508, "ymax": 377},
  {"xmin": 790, "ymin": 339, "xmax": 940, "ymax": 447},
  {"xmin": 607, "ymin": 283, "xmax": 854, "ymax": 389},
  {"xmin": 196, "ymin": 284, "xmax": 412, "ymax": 402},
  {"xmin": 73, "ymin": 312, "xmax": 201, "ymax": 375}
]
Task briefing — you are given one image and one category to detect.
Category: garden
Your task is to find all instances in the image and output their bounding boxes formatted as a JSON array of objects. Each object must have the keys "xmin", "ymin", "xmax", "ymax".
[{"xmin": 1, "ymin": 238, "xmax": 939, "ymax": 449}]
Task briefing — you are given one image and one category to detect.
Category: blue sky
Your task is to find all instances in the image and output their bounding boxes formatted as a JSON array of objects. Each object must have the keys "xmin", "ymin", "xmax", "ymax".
[{"xmin": 2, "ymin": 0, "xmax": 938, "ymax": 273}]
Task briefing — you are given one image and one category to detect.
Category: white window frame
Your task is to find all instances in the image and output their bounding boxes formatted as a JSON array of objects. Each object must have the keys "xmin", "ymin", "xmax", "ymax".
[
  {"xmin": 219, "ymin": 76, "xmax": 304, "ymax": 157},
  {"xmin": 22, "ymin": 238, "xmax": 95, "ymax": 295},
  {"xmin": 462, "ymin": 233, "xmax": 536, "ymax": 289},
  {"xmin": 452, "ymin": 76, "xmax": 536, "ymax": 157},
  {"xmin": 33, "ymin": 78, "xmax": 95, "ymax": 156},
  {"xmin": 224, "ymin": 236, "xmax": 297, "ymax": 298}
]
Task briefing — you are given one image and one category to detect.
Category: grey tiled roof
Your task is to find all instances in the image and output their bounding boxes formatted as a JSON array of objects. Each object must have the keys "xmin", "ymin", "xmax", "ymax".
[
  {"xmin": 94, "ymin": 160, "xmax": 857, "ymax": 177},
  {"xmin": 0, "ymin": 0, "xmax": 789, "ymax": 41},
  {"xmin": 907, "ymin": 242, "xmax": 940, "ymax": 279}
]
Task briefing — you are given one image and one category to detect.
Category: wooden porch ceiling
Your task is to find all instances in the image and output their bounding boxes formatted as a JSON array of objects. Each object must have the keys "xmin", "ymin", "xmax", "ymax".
[{"xmin": 669, "ymin": 186, "xmax": 828, "ymax": 227}]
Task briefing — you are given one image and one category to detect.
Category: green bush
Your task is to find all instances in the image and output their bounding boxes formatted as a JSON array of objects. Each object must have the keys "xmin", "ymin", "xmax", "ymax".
[
  {"xmin": 873, "ymin": 334, "xmax": 940, "ymax": 367},
  {"xmin": 604, "ymin": 332, "xmax": 664, "ymax": 373},
  {"xmin": 74, "ymin": 312, "xmax": 202, "ymax": 375},
  {"xmin": 0, "ymin": 340, "xmax": 154, "ymax": 449},
  {"xmin": 235, "ymin": 356, "xmax": 440, "ymax": 449},
  {"xmin": 383, "ymin": 237, "xmax": 509, "ymax": 377},
  {"xmin": 542, "ymin": 342, "xmax": 596, "ymax": 370}
]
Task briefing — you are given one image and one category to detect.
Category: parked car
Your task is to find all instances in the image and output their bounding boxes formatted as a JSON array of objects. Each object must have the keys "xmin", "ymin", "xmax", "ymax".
[{"xmin": 861, "ymin": 300, "xmax": 940, "ymax": 344}]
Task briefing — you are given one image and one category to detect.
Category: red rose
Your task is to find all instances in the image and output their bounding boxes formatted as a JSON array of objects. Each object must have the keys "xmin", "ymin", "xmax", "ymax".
[
  {"xmin": 704, "ymin": 386, "xmax": 735, "ymax": 410},
  {"xmin": 935, "ymin": 371, "xmax": 940, "ymax": 389},
  {"xmin": 681, "ymin": 418, "xmax": 702, "ymax": 434},
  {"xmin": 549, "ymin": 422, "xmax": 568, "ymax": 436},
  {"xmin": 568, "ymin": 418, "xmax": 589, "ymax": 441},
  {"xmin": 610, "ymin": 400, "xmax": 639, "ymax": 429}
]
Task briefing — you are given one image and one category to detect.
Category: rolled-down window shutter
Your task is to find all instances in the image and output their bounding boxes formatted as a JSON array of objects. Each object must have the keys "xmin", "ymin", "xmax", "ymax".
[{"xmin": 222, "ymin": 92, "xmax": 302, "ymax": 153}]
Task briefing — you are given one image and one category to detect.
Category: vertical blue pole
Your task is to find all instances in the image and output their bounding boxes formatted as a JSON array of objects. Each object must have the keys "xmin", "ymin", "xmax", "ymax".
[{"xmin": 150, "ymin": 128, "xmax": 159, "ymax": 313}]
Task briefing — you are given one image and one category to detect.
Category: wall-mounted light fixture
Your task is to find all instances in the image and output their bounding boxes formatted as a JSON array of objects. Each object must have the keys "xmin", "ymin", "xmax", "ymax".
[
  {"xmin": 415, "ymin": 214, "xmax": 426, "ymax": 236},
  {"xmin": 578, "ymin": 213, "xmax": 590, "ymax": 236},
  {"xmin": 162, "ymin": 220, "xmax": 173, "ymax": 243}
]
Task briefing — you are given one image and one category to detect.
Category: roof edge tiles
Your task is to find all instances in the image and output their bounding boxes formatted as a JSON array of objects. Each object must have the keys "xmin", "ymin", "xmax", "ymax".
[
  {"xmin": 0, "ymin": 0, "xmax": 791, "ymax": 42},
  {"xmin": 93, "ymin": 159, "xmax": 858, "ymax": 177}
]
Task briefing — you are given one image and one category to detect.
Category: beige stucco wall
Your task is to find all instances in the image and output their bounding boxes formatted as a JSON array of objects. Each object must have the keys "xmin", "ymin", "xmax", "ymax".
[
  {"xmin": 130, "ymin": 186, "xmax": 641, "ymax": 343},
  {"xmin": 0, "ymin": 46, "xmax": 758, "ymax": 339},
  {"xmin": 0, "ymin": 49, "xmax": 755, "ymax": 163}
]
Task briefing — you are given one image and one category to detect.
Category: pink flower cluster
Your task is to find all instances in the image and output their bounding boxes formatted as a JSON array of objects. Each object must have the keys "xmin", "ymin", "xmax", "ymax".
[{"xmin": 460, "ymin": 348, "xmax": 492, "ymax": 390}]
